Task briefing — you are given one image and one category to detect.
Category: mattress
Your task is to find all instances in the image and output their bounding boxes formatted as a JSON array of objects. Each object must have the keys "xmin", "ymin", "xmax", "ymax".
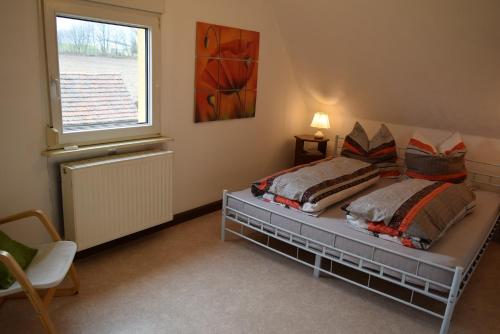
[{"xmin": 226, "ymin": 179, "xmax": 499, "ymax": 287}]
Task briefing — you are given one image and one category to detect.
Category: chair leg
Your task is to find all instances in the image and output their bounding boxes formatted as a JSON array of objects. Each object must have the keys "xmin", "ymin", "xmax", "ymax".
[
  {"xmin": 38, "ymin": 312, "xmax": 57, "ymax": 334},
  {"xmin": 69, "ymin": 264, "xmax": 80, "ymax": 294},
  {"xmin": 1, "ymin": 264, "xmax": 79, "ymax": 333},
  {"xmin": 24, "ymin": 287, "xmax": 57, "ymax": 334},
  {"xmin": 1, "ymin": 250, "xmax": 58, "ymax": 333},
  {"xmin": 54, "ymin": 264, "xmax": 80, "ymax": 297},
  {"xmin": 43, "ymin": 288, "xmax": 57, "ymax": 307},
  {"xmin": 36, "ymin": 264, "xmax": 79, "ymax": 332},
  {"xmin": 38, "ymin": 307, "xmax": 57, "ymax": 334}
]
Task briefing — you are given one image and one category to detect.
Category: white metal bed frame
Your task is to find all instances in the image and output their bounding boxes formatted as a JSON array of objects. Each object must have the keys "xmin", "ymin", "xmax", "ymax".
[{"xmin": 220, "ymin": 135, "xmax": 500, "ymax": 334}]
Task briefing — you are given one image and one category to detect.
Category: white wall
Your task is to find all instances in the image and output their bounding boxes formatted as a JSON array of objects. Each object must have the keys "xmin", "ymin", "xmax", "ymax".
[
  {"xmin": 0, "ymin": 0, "xmax": 306, "ymax": 242},
  {"xmin": 271, "ymin": 0, "xmax": 500, "ymax": 142},
  {"xmin": 0, "ymin": 0, "xmax": 54, "ymax": 243}
]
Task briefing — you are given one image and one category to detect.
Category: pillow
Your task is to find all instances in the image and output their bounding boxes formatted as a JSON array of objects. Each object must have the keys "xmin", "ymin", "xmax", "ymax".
[
  {"xmin": 341, "ymin": 122, "xmax": 400, "ymax": 178},
  {"xmin": 252, "ymin": 156, "xmax": 380, "ymax": 213},
  {"xmin": 343, "ymin": 178, "xmax": 476, "ymax": 249},
  {"xmin": 405, "ymin": 132, "xmax": 467, "ymax": 183},
  {"xmin": 0, "ymin": 231, "xmax": 38, "ymax": 289}
]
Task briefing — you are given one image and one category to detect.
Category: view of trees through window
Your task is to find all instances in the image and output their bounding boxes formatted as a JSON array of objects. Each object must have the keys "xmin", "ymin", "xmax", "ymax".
[
  {"xmin": 57, "ymin": 17, "xmax": 140, "ymax": 57},
  {"xmin": 56, "ymin": 17, "xmax": 148, "ymax": 132}
]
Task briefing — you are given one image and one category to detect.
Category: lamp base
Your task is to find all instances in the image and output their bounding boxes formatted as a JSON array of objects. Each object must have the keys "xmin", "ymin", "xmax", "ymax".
[{"xmin": 314, "ymin": 130, "xmax": 324, "ymax": 139}]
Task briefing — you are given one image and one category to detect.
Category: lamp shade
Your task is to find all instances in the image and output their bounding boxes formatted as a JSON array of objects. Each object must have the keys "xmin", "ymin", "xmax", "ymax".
[{"xmin": 310, "ymin": 112, "xmax": 330, "ymax": 129}]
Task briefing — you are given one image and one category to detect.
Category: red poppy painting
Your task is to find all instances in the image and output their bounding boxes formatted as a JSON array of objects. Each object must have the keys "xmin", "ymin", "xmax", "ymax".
[{"xmin": 195, "ymin": 22, "xmax": 260, "ymax": 122}]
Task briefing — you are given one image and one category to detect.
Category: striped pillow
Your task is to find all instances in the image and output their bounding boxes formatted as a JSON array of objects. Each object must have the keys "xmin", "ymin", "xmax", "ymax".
[
  {"xmin": 405, "ymin": 132, "xmax": 467, "ymax": 183},
  {"xmin": 341, "ymin": 122, "xmax": 400, "ymax": 178}
]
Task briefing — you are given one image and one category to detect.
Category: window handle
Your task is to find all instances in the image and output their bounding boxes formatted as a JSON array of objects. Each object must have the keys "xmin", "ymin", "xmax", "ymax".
[{"xmin": 50, "ymin": 77, "xmax": 61, "ymax": 100}]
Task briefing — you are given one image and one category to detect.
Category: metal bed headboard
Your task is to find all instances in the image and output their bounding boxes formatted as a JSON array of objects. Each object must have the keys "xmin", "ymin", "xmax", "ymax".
[{"xmin": 332, "ymin": 135, "xmax": 500, "ymax": 191}]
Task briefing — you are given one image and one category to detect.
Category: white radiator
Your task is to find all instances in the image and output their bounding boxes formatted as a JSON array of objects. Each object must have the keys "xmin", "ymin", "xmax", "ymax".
[{"xmin": 61, "ymin": 150, "xmax": 173, "ymax": 251}]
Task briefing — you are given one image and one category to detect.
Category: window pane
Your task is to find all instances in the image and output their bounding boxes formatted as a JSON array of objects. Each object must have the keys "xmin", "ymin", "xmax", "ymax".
[{"xmin": 56, "ymin": 16, "xmax": 148, "ymax": 133}]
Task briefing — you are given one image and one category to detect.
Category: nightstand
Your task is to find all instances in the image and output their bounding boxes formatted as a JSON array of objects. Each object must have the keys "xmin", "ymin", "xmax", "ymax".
[{"xmin": 294, "ymin": 135, "xmax": 329, "ymax": 166}]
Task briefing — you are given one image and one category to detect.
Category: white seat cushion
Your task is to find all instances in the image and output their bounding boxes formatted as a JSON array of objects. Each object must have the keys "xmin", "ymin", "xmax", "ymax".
[{"xmin": 0, "ymin": 241, "xmax": 76, "ymax": 297}]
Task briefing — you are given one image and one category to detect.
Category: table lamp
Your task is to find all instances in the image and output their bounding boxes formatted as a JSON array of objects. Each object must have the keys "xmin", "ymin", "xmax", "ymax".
[{"xmin": 310, "ymin": 112, "xmax": 330, "ymax": 139}]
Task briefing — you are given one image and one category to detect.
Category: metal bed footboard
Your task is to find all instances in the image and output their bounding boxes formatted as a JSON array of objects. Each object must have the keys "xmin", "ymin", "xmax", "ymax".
[
  {"xmin": 221, "ymin": 136, "xmax": 499, "ymax": 334},
  {"xmin": 221, "ymin": 189, "xmax": 499, "ymax": 334}
]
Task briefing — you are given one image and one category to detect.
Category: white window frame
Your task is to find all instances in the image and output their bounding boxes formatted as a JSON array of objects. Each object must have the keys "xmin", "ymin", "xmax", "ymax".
[{"xmin": 43, "ymin": 0, "xmax": 161, "ymax": 148}]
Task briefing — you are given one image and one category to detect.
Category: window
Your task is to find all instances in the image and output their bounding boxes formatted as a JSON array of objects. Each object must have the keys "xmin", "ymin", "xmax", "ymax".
[
  {"xmin": 43, "ymin": 0, "xmax": 160, "ymax": 147},
  {"xmin": 56, "ymin": 17, "xmax": 148, "ymax": 132}
]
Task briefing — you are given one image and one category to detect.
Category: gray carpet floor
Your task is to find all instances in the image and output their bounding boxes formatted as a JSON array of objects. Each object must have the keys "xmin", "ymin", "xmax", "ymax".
[{"xmin": 1, "ymin": 211, "xmax": 499, "ymax": 333}]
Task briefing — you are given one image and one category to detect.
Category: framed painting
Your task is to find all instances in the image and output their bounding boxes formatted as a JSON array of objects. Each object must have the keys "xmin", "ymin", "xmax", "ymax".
[{"xmin": 195, "ymin": 22, "xmax": 260, "ymax": 122}]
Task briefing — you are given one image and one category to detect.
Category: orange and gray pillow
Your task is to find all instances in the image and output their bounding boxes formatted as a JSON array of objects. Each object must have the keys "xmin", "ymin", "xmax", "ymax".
[
  {"xmin": 341, "ymin": 122, "xmax": 400, "ymax": 178},
  {"xmin": 405, "ymin": 132, "xmax": 467, "ymax": 183},
  {"xmin": 343, "ymin": 178, "xmax": 476, "ymax": 249}
]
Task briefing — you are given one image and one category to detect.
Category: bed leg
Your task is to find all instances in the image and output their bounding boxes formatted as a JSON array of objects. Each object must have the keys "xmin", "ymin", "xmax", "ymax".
[
  {"xmin": 440, "ymin": 266, "xmax": 463, "ymax": 334},
  {"xmin": 313, "ymin": 254, "xmax": 321, "ymax": 278},
  {"xmin": 221, "ymin": 190, "xmax": 227, "ymax": 241},
  {"xmin": 333, "ymin": 135, "xmax": 339, "ymax": 157}
]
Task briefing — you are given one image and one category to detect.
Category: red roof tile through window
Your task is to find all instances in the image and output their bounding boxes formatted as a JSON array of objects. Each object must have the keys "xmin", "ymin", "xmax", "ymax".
[{"xmin": 60, "ymin": 73, "xmax": 139, "ymax": 130}]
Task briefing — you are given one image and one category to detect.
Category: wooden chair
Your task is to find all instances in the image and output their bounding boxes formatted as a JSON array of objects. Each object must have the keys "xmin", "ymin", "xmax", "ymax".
[{"xmin": 0, "ymin": 210, "xmax": 79, "ymax": 334}]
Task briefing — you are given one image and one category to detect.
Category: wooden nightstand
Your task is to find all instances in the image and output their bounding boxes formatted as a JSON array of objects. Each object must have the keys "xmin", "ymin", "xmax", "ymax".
[{"xmin": 294, "ymin": 135, "xmax": 329, "ymax": 166}]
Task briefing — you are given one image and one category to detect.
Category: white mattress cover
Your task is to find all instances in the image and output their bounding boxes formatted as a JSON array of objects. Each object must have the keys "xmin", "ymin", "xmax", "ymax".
[{"xmin": 226, "ymin": 179, "xmax": 499, "ymax": 287}]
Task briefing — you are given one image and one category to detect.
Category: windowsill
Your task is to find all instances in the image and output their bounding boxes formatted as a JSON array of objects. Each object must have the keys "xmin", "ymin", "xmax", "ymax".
[{"xmin": 42, "ymin": 136, "xmax": 173, "ymax": 158}]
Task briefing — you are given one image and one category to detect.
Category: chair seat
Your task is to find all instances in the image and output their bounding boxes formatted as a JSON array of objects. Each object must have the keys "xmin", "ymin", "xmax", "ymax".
[{"xmin": 0, "ymin": 241, "xmax": 77, "ymax": 297}]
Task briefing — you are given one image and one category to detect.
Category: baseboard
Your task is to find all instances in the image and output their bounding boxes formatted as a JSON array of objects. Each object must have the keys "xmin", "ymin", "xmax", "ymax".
[
  {"xmin": 171, "ymin": 200, "xmax": 222, "ymax": 226},
  {"xmin": 75, "ymin": 199, "xmax": 222, "ymax": 259}
]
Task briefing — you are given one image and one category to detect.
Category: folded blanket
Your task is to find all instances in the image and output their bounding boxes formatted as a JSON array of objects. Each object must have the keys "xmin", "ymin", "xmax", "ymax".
[
  {"xmin": 343, "ymin": 179, "xmax": 476, "ymax": 249},
  {"xmin": 252, "ymin": 157, "xmax": 380, "ymax": 213}
]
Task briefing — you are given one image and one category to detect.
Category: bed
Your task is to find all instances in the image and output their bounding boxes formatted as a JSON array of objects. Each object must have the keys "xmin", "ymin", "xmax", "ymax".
[{"xmin": 220, "ymin": 136, "xmax": 500, "ymax": 334}]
